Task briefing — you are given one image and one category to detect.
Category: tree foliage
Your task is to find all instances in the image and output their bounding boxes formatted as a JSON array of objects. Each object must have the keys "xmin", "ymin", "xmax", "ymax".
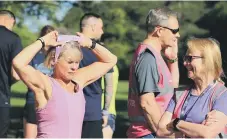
[
  {"xmin": 1, "ymin": 1, "xmax": 227, "ymax": 82},
  {"xmin": 0, "ymin": 1, "xmax": 60, "ymax": 46}
]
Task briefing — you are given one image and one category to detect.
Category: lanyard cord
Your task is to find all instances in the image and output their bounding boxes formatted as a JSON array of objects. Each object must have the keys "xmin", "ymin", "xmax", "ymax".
[{"xmin": 180, "ymin": 81, "xmax": 217, "ymax": 120}]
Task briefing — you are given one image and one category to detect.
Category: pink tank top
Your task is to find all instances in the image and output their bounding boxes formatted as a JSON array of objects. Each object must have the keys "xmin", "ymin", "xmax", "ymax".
[{"xmin": 36, "ymin": 77, "xmax": 85, "ymax": 138}]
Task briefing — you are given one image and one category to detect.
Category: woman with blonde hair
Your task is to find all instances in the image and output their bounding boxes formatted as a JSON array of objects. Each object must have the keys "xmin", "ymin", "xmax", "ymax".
[
  {"xmin": 13, "ymin": 31, "xmax": 117, "ymax": 138},
  {"xmin": 157, "ymin": 38, "xmax": 227, "ymax": 138}
]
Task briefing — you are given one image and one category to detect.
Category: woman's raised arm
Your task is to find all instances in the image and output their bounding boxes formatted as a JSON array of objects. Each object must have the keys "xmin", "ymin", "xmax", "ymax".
[
  {"xmin": 13, "ymin": 31, "xmax": 61, "ymax": 94},
  {"xmin": 72, "ymin": 32, "xmax": 117, "ymax": 88}
]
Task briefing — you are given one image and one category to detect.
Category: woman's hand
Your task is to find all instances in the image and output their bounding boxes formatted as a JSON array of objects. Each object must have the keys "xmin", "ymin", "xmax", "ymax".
[
  {"xmin": 203, "ymin": 110, "xmax": 220, "ymax": 126},
  {"xmin": 40, "ymin": 31, "xmax": 63, "ymax": 51},
  {"xmin": 75, "ymin": 32, "xmax": 92, "ymax": 48}
]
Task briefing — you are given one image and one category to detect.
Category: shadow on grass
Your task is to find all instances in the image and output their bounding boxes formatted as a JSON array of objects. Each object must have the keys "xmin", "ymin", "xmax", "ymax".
[
  {"xmin": 9, "ymin": 106, "xmax": 24, "ymax": 138},
  {"xmin": 113, "ymin": 99, "xmax": 129, "ymax": 138},
  {"xmin": 11, "ymin": 91, "xmax": 26, "ymax": 99},
  {"xmin": 8, "ymin": 91, "xmax": 26, "ymax": 137}
]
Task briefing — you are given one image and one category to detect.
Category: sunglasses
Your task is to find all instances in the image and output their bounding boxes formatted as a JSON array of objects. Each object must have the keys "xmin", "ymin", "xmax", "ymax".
[
  {"xmin": 160, "ymin": 26, "xmax": 180, "ymax": 34},
  {"xmin": 183, "ymin": 55, "xmax": 203, "ymax": 62}
]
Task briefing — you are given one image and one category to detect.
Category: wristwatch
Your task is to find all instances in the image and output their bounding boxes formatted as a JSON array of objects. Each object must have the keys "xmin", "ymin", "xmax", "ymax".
[
  {"xmin": 37, "ymin": 38, "xmax": 45, "ymax": 48},
  {"xmin": 166, "ymin": 57, "xmax": 178, "ymax": 63},
  {"xmin": 89, "ymin": 39, "xmax": 96, "ymax": 50},
  {"xmin": 173, "ymin": 118, "xmax": 180, "ymax": 131}
]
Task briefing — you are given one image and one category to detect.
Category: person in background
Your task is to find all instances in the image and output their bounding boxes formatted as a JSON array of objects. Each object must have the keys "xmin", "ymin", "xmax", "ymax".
[
  {"xmin": 127, "ymin": 7, "xmax": 180, "ymax": 138},
  {"xmin": 0, "ymin": 10, "xmax": 23, "ymax": 137},
  {"xmin": 79, "ymin": 13, "xmax": 114, "ymax": 138},
  {"xmin": 102, "ymin": 64, "xmax": 119, "ymax": 138},
  {"xmin": 23, "ymin": 25, "xmax": 55, "ymax": 138}
]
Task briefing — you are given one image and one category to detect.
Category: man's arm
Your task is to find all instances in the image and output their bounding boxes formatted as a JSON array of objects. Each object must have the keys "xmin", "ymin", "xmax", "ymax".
[
  {"xmin": 135, "ymin": 50, "xmax": 162, "ymax": 132},
  {"xmin": 103, "ymin": 72, "xmax": 114, "ymax": 111},
  {"xmin": 162, "ymin": 42, "xmax": 179, "ymax": 88},
  {"xmin": 102, "ymin": 68, "xmax": 114, "ymax": 127},
  {"xmin": 167, "ymin": 61, "xmax": 179, "ymax": 88},
  {"xmin": 140, "ymin": 93, "xmax": 162, "ymax": 132},
  {"xmin": 11, "ymin": 36, "xmax": 23, "ymax": 81},
  {"xmin": 156, "ymin": 98, "xmax": 184, "ymax": 138}
]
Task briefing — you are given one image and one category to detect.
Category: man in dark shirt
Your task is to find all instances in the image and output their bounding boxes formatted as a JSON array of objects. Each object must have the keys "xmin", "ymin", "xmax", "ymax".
[
  {"xmin": 0, "ymin": 10, "xmax": 23, "ymax": 137},
  {"xmin": 79, "ymin": 13, "xmax": 114, "ymax": 138}
]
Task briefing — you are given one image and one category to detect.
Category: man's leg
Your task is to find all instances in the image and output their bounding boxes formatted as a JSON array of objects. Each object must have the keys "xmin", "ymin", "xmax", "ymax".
[
  {"xmin": 82, "ymin": 120, "xmax": 103, "ymax": 138},
  {"xmin": 0, "ymin": 107, "xmax": 10, "ymax": 138}
]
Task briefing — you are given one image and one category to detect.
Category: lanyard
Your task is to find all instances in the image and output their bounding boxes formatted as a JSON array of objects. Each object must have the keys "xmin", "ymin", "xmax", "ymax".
[{"xmin": 180, "ymin": 81, "xmax": 216, "ymax": 120}]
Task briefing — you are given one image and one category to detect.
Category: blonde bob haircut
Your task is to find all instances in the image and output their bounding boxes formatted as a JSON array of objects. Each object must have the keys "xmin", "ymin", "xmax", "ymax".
[{"xmin": 186, "ymin": 38, "xmax": 224, "ymax": 81}]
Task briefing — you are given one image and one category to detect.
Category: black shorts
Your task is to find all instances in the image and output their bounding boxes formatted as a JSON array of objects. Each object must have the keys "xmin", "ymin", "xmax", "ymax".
[
  {"xmin": 23, "ymin": 102, "xmax": 36, "ymax": 124},
  {"xmin": 82, "ymin": 120, "xmax": 103, "ymax": 138},
  {"xmin": 0, "ymin": 107, "xmax": 10, "ymax": 138}
]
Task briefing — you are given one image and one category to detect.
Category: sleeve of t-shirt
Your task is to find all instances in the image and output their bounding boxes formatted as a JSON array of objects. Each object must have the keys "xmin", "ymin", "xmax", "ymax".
[
  {"xmin": 166, "ymin": 97, "xmax": 176, "ymax": 113},
  {"xmin": 135, "ymin": 50, "xmax": 160, "ymax": 96},
  {"xmin": 212, "ymin": 91, "xmax": 227, "ymax": 115},
  {"xmin": 11, "ymin": 36, "xmax": 23, "ymax": 60}
]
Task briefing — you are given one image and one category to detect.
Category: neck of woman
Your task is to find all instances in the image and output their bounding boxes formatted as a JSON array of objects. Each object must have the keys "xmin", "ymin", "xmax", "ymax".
[
  {"xmin": 193, "ymin": 75, "xmax": 215, "ymax": 96},
  {"xmin": 53, "ymin": 74, "xmax": 71, "ymax": 85}
]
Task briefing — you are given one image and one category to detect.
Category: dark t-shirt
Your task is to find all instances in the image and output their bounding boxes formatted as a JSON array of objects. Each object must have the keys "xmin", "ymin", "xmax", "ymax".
[
  {"xmin": 135, "ymin": 50, "xmax": 160, "ymax": 96},
  {"xmin": 0, "ymin": 25, "xmax": 23, "ymax": 107},
  {"xmin": 79, "ymin": 47, "xmax": 113, "ymax": 121}
]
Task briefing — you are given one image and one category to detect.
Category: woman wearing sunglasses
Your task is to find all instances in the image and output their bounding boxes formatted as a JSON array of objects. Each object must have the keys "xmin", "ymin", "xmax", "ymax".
[{"xmin": 157, "ymin": 38, "xmax": 227, "ymax": 138}]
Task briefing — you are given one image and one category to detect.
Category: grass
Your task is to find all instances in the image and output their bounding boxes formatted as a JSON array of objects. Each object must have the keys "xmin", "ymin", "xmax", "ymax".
[
  {"xmin": 10, "ymin": 81, "xmax": 27, "ymax": 107},
  {"xmin": 11, "ymin": 81, "xmax": 28, "ymax": 93},
  {"xmin": 116, "ymin": 81, "xmax": 128, "ymax": 100}
]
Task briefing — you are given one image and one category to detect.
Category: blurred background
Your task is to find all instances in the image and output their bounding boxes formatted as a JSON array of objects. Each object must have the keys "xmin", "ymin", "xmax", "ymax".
[{"xmin": 2, "ymin": 1, "xmax": 227, "ymax": 138}]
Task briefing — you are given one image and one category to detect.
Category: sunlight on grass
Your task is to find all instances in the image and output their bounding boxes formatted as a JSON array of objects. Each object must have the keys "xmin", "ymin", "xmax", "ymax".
[
  {"xmin": 11, "ymin": 81, "xmax": 27, "ymax": 93},
  {"xmin": 11, "ymin": 98, "xmax": 25, "ymax": 107},
  {"xmin": 116, "ymin": 80, "xmax": 128, "ymax": 100}
]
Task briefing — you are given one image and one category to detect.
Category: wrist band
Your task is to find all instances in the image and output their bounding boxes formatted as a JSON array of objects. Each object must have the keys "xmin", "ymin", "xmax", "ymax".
[
  {"xmin": 102, "ymin": 110, "xmax": 109, "ymax": 116},
  {"xmin": 37, "ymin": 38, "xmax": 45, "ymax": 48},
  {"xmin": 166, "ymin": 57, "xmax": 178, "ymax": 63},
  {"xmin": 89, "ymin": 40, "xmax": 96, "ymax": 50},
  {"xmin": 173, "ymin": 118, "xmax": 180, "ymax": 131}
]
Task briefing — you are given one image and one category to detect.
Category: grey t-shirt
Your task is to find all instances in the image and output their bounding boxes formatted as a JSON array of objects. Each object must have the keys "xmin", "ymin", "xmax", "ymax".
[{"xmin": 135, "ymin": 50, "xmax": 160, "ymax": 96}]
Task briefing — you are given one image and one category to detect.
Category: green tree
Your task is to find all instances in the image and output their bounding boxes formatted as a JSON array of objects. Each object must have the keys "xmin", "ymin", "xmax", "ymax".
[{"xmin": 0, "ymin": 1, "xmax": 60, "ymax": 46}]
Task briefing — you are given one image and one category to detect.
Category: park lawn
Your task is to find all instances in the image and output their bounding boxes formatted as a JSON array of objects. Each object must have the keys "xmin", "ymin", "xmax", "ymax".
[{"xmin": 10, "ymin": 81, "xmax": 27, "ymax": 107}]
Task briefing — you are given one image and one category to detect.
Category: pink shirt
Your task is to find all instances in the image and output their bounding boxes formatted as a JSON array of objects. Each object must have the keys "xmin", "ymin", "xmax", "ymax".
[{"xmin": 36, "ymin": 77, "xmax": 85, "ymax": 138}]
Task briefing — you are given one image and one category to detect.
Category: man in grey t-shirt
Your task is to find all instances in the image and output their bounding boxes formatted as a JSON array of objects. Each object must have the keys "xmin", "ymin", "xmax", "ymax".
[{"xmin": 127, "ymin": 7, "xmax": 180, "ymax": 138}]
